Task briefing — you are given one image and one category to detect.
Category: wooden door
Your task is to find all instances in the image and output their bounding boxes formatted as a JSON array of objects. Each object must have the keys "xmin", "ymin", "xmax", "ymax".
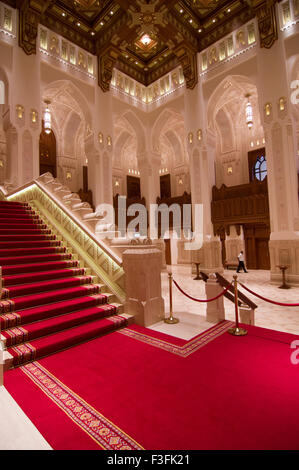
[
  {"xmin": 243, "ymin": 224, "xmax": 270, "ymax": 270},
  {"xmin": 127, "ymin": 176, "xmax": 141, "ymax": 199},
  {"xmin": 256, "ymin": 239, "xmax": 270, "ymax": 270},
  {"xmin": 39, "ymin": 127, "xmax": 57, "ymax": 178},
  {"xmin": 160, "ymin": 174, "xmax": 171, "ymax": 199}
]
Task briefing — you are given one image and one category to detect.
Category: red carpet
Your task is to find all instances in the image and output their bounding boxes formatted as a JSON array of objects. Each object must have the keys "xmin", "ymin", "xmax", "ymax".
[
  {"xmin": 0, "ymin": 201, "xmax": 127, "ymax": 367},
  {"xmin": 4, "ymin": 321, "xmax": 299, "ymax": 450}
]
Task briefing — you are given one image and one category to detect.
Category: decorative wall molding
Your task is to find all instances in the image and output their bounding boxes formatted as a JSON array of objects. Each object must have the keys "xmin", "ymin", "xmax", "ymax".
[{"xmin": 253, "ymin": 0, "xmax": 278, "ymax": 49}]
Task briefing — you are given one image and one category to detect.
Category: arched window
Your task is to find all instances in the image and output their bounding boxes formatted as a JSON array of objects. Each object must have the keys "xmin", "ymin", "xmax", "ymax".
[
  {"xmin": 254, "ymin": 155, "xmax": 267, "ymax": 181},
  {"xmin": 0, "ymin": 81, "xmax": 4, "ymax": 105}
]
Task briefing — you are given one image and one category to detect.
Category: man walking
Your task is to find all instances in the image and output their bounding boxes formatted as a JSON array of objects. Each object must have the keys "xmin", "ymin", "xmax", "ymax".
[{"xmin": 237, "ymin": 251, "xmax": 248, "ymax": 273}]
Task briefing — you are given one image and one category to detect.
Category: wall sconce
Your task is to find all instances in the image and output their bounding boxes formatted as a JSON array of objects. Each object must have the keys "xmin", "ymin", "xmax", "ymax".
[
  {"xmin": 66, "ymin": 172, "xmax": 72, "ymax": 180},
  {"xmin": 278, "ymin": 97, "xmax": 287, "ymax": 117},
  {"xmin": 264, "ymin": 102, "xmax": 272, "ymax": 117},
  {"xmin": 227, "ymin": 166, "xmax": 233, "ymax": 175},
  {"xmin": 31, "ymin": 109, "xmax": 38, "ymax": 124},
  {"xmin": 16, "ymin": 105, "xmax": 24, "ymax": 119},
  {"xmin": 188, "ymin": 132, "xmax": 193, "ymax": 144},
  {"xmin": 98, "ymin": 132, "xmax": 103, "ymax": 144},
  {"xmin": 107, "ymin": 135, "xmax": 112, "ymax": 147},
  {"xmin": 197, "ymin": 129, "xmax": 202, "ymax": 141},
  {"xmin": 178, "ymin": 177, "xmax": 183, "ymax": 185},
  {"xmin": 0, "ymin": 160, "xmax": 4, "ymax": 168},
  {"xmin": 115, "ymin": 180, "xmax": 120, "ymax": 187}
]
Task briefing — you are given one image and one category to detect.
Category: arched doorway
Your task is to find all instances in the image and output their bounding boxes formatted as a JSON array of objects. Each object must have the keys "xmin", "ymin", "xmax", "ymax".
[{"xmin": 39, "ymin": 126, "xmax": 57, "ymax": 177}]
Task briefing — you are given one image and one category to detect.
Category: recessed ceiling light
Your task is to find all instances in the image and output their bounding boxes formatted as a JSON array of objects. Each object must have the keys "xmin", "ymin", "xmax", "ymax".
[
  {"xmin": 180, "ymin": 9, "xmax": 183, "ymax": 13},
  {"xmin": 91, "ymin": 31, "xmax": 95, "ymax": 36},
  {"xmin": 198, "ymin": 28, "xmax": 202, "ymax": 33},
  {"xmin": 62, "ymin": 12, "xmax": 66, "ymax": 17},
  {"xmin": 100, "ymin": 21, "xmax": 104, "ymax": 26},
  {"xmin": 77, "ymin": 22, "xmax": 81, "ymax": 26},
  {"xmin": 189, "ymin": 19, "xmax": 193, "ymax": 23},
  {"xmin": 140, "ymin": 34, "xmax": 152, "ymax": 46},
  {"xmin": 227, "ymin": 8, "xmax": 231, "ymax": 13},
  {"xmin": 212, "ymin": 19, "xmax": 216, "ymax": 23},
  {"xmin": 110, "ymin": 11, "xmax": 113, "ymax": 15}
]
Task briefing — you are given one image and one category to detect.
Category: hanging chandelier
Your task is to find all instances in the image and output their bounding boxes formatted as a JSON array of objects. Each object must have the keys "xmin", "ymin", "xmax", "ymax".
[
  {"xmin": 43, "ymin": 99, "xmax": 51, "ymax": 134},
  {"xmin": 245, "ymin": 93, "xmax": 253, "ymax": 129}
]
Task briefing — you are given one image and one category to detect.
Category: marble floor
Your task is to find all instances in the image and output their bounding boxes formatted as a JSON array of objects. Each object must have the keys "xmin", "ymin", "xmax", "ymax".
[
  {"xmin": 0, "ymin": 386, "xmax": 51, "ymax": 450},
  {"xmin": 1, "ymin": 266, "xmax": 299, "ymax": 450},
  {"xmin": 150, "ymin": 266, "xmax": 299, "ymax": 340}
]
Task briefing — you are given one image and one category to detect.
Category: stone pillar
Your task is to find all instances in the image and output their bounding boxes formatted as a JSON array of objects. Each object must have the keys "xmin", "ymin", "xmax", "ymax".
[
  {"xmin": 205, "ymin": 274, "xmax": 225, "ymax": 323},
  {"xmin": 0, "ymin": 348, "xmax": 3, "ymax": 387},
  {"xmin": 0, "ymin": 105, "xmax": 6, "ymax": 183},
  {"xmin": 185, "ymin": 85, "xmax": 223, "ymax": 275},
  {"xmin": 10, "ymin": 47, "xmax": 42, "ymax": 184},
  {"xmin": 88, "ymin": 88, "xmax": 114, "ymax": 208},
  {"xmin": 256, "ymin": 30, "xmax": 299, "ymax": 284},
  {"xmin": 139, "ymin": 152, "xmax": 161, "ymax": 208},
  {"xmin": 122, "ymin": 247, "xmax": 165, "ymax": 327}
]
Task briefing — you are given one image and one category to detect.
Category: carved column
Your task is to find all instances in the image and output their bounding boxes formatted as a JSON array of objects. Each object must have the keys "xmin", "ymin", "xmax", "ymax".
[
  {"xmin": 138, "ymin": 152, "xmax": 161, "ymax": 209},
  {"xmin": 185, "ymin": 86, "xmax": 223, "ymax": 274},
  {"xmin": 0, "ymin": 105, "xmax": 7, "ymax": 183},
  {"xmin": 256, "ymin": 30, "xmax": 299, "ymax": 283}
]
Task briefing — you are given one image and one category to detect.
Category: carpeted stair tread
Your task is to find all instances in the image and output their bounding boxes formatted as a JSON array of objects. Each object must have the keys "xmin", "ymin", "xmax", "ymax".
[
  {"xmin": 0, "ymin": 284, "xmax": 102, "ymax": 312},
  {"xmin": 5, "ymin": 276, "xmax": 94, "ymax": 298},
  {"xmin": 0, "ymin": 294, "xmax": 109, "ymax": 329},
  {"xmin": 0, "ymin": 228, "xmax": 51, "ymax": 234},
  {"xmin": 0, "ymin": 246, "xmax": 66, "ymax": 257},
  {"xmin": 0, "ymin": 217, "xmax": 40, "ymax": 223},
  {"xmin": 0, "ymin": 234, "xmax": 56, "ymax": 242},
  {"xmin": 3, "ymin": 267, "xmax": 86, "ymax": 287},
  {"xmin": 2, "ymin": 304, "xmax": 119, "ymax": 347},
  {"xmin": 0, "ymin": 252, "xmax": 72, "ymax": 266},
  {"xmin": 0, "ymin": 202, "xmax": 28, "ymax": 208},
  {"xmin": 0, "ymin": 223, "xmax": 45, "ymax": 230},
  {"xmin": 8, "ymin": 315, "xmax": 128, "ymax": 366},
  {"xmin": 0, "ymin": 240, "xmax": 61, "ymax": 249},
  {"xmin": 2, "ymin": 260, "xmax": 79, "ymax": 276}
]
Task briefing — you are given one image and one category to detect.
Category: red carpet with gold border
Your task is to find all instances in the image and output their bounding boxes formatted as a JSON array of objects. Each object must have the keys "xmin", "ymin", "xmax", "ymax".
[{"xmin": 4, "ymin": 321, "xmax": 299, "ymax": 450}]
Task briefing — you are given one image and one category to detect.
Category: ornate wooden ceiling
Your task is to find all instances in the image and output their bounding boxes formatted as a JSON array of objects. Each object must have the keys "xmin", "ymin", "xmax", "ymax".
[{"xmin": 7, "ymin": 0, "xmax": 280, "ymax": 91}]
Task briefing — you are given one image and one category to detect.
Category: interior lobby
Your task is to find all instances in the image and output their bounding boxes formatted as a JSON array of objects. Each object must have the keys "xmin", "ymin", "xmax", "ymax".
[{"xmin": 0, "ymin": 0, "xmax": 299, "ymax": 451}]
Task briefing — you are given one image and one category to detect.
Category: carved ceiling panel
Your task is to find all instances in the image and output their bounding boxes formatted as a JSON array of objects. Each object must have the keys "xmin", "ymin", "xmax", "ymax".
[{"xmin": 7, "ymin": 1, "xmax": 278, "ymax": 90}]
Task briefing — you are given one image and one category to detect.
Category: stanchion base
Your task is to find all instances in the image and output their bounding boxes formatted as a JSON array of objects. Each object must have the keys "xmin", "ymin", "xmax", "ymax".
[
  {"xmin": 279, "ymin": 285, "xmax": 291, "ymax": 290},
  {"xmin": 193, "ymin": 276, "xmax": 202, "ymax": 281},
  {"xmin": 164, "ymin": 317, "xmax": 180, "ymax": 324},
  {"xmin": 228, "ymin": 327, "xmax": 248, "ymax": 336}
]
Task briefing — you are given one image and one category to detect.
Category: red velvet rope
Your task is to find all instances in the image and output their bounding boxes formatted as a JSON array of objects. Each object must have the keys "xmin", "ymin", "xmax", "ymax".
[
  {"xmin": 173, "ymin": 279, "xmax": 233, "ymax": 303},
  {"xmin": 239, "ymin": 283, "xmax": 299, "ymax": 307}
]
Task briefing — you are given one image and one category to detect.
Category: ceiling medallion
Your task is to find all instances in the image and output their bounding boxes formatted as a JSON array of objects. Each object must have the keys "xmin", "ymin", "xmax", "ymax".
[{"xmin": 135, "ymin": 33, "xmax": 157, "ymax": 51}]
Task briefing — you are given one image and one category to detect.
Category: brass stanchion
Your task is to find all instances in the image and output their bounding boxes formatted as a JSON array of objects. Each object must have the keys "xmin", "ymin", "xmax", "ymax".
[
  {"xmin": 164, "ymin": 271, "xmax": 179, "ymax": 324},
  {"xmin": 228, "ymin": 275, "xmax": 248, "ymax": 336}
]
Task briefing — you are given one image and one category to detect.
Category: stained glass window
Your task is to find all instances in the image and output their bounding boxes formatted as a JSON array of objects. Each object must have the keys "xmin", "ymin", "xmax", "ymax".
[{"xmin": 254, "ymin": 156, "xmax": 267, "ymax": 181}]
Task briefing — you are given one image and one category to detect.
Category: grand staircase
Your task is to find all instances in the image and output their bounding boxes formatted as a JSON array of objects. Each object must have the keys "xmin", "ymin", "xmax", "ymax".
[{"xmin": 0, "ymin": 200, "xmax": 128, "ymax": 368}]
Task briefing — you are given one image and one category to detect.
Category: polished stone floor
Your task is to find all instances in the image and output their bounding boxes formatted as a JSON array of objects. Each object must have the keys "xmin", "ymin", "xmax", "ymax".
[{"xmin": 150, "ymin": 266, "xmax": 299, "ymax": 340}]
